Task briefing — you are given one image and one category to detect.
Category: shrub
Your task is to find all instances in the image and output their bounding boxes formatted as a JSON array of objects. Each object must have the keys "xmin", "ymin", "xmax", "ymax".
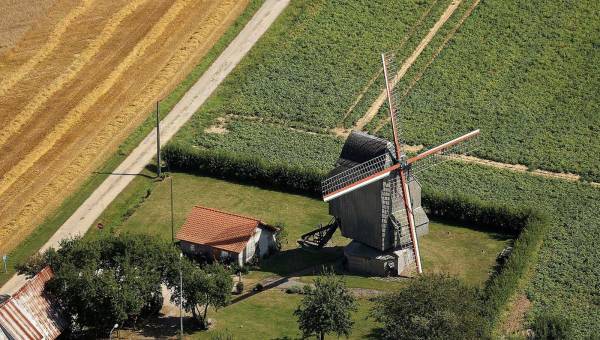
[
  {"xmin": 371, "ymin": 274, "xmax": 484, "ymax": 340},
  {"xmin": 235, "ymin": 281, "xmax": 244, "ymax": 294},
  {"xmin": 530, "ymin": 312, "xmax": 572, "ymax": 340},
  {"xmin": 285, "ymin": 286, "xmax": 303, "ymax": 294},
  {"xmin": 274, "ymin": 222, "xmax": 288, "ymax": 251},
  {"xmin": 253, "ymin": 283, "xmax": 263, "ymax": 292}
]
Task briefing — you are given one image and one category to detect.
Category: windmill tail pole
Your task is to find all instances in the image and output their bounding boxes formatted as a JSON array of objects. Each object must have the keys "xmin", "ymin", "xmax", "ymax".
[
  {"xmin": 381, "ymin": 53, "xmax": 403, "ymax": 159},
  {"xmin": 399, "ymin": 170, "xmax": 423, "ymax": 274}
]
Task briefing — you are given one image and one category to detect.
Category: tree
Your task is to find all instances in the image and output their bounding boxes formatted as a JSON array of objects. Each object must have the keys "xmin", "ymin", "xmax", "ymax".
[
  {"xmin": 165, "ymin": 261, "xmax": 232, "ymax": 328},
  {"xmin": 294, "ymin": 270, "xmax": 357, "ymax": 340},
  {"xmin": 17, "ymin": 233, "xmax": 177, "ymax": 332},
  {"xmin": 371, "ymin": 274, "xmax": 485, "ymax": 340},
  {"xmin": 274, "ymin": 222, "xmax": 288, "ymax": 251}
]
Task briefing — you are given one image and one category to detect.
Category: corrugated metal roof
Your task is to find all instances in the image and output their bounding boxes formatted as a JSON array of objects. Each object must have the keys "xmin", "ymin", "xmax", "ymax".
[
  {"xmin": 176, "ymin": 206, "xmax": 275, "ymax": 254},
  {"xmin": 0, "ymin": 267, "xmax": 65, "ymax": 340}
]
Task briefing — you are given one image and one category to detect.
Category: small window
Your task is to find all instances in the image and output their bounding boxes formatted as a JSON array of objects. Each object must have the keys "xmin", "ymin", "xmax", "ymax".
[{"xmin": 190, "ymin": 244, "xmax": 196, "ymax": 252}]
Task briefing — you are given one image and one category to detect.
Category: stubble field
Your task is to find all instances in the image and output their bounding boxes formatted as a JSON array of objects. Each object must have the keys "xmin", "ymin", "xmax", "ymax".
[{"xmin": 0, "ymin": 0, "xmax": 250, "ymax": 254}]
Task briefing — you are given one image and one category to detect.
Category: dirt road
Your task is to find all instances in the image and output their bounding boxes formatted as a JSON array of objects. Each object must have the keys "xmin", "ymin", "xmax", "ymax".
[
  {"xmin": 353, "ymin": 0, "xmax": 462, "ymax": 131},
  {"xmin": 0, "ymin": 0, "xmax": 250, "ymax": 254},
  {"xmin": 1, "ymin": 0, "xmax": 290, "ymax": 295}
]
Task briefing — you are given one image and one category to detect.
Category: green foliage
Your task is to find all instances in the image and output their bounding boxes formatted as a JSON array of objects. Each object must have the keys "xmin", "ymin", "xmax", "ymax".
[
  {"xmin": 216, "ymin": 0, "xmax": 435, "ymax": 129},
  {"xmin": 165, "ymin": 260, "xmax": 233, "ymax": 329},
  {"xmin": 274, "ymin": 222, "xmax": 288, "ymax": 251},
  {"xmin": 235, "ymin": 280, "xmax": 244, "ymax": 294},
  {"xmin": 427, "ymin": 191, "xmax": 550, "ymax": 333},
  {"xmin": 372, "ymin": 274, "xmax": 484, "ymax": 340},
  {"xmin": 294, "ymin": 270, "xmax": 357, "ymax": 339},
  {"xmin": 376, "ymin": 0, "xmax": 600, "ymax": 180},
  {"xmin": 162, "ymin": 141, "xmax": 325, "ymax": 194},
  {"xmin": 285, "ymin": 286, "xmax": 303, "ymax": 295},
  {"xmin": 530, "ymin": 312, "xmax": 572, "ymax": 340},
  {"xmin": 18, "ymin": 234, "xmax": 178, "ymax": 332},
  {"xmin": 423, "ymin": 190, "xmax": 537, "ymax": 235}
]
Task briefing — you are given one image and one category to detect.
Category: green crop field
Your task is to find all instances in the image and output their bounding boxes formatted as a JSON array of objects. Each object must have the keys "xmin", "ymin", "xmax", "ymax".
[
  {"xmin": 374, "ymin": 0, "xmax": 600, "ymax": 181},
  {"xmin": 166, "ymin": 0, "xmax": 600, "ymax": 337}
]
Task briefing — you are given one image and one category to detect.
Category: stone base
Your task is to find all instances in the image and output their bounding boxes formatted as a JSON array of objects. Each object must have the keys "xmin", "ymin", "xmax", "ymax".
[
  {"xmin": 343, "ymin": 223, "xmax": 429, "ymax": 277},
  {"xmin": 344, "ymin": 241, "xmax": 420, "ymax": 277}
]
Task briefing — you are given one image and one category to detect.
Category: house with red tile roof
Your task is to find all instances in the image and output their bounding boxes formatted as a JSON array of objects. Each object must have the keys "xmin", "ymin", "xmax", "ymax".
[
  {"xmin": 176, "ymin": 206, "xmax": 279, "ymax": 266},
  {"xmin": 0, "ymin": 267, "xmax": 65, "ymax": 340}
]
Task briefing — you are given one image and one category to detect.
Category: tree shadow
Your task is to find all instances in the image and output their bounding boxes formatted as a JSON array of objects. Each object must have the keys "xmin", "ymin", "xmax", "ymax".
[
  {"xmin": 133, "ymin": 314, "xmax": 203, "ymax": 338},
  {"xmin": 365, "ymin": 327, "xmax": 385, "ymax": 339},
  {"xmin": 431, "ymin": 218, "xmax": 514, "ymax": 242}
]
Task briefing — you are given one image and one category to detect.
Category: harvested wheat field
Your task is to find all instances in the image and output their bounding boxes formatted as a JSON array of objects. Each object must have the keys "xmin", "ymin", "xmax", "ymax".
[{"xmin": 0, "ymin": 0, "xmax": 249, "ymax": 254}]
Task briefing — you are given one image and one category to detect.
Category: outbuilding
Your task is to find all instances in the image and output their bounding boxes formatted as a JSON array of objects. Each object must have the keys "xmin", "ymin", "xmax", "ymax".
[
  {"xmin": 0, "ymin": 267, "xmax": 66, "ymax": 339},
  {"xmin": 176, "ymin": 206, "xmax": 278, "ymax": 266}
]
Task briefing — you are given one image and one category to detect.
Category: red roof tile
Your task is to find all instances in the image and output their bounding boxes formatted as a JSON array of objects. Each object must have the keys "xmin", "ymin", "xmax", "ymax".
[
  {"xmin": 0, "ymin": 267, "xmax": 66, "ymax": 339},
  {"xmin": 176, "ymin": 206, "xmax": 273, "ymax": 254}
]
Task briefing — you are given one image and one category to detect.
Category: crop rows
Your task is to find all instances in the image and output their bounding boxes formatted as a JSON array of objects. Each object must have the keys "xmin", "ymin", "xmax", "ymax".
[
  {"xmin": 373, "ymin": 0, "xmax": 600, "ymax": 181},
  {"xmin": 211, "ymin": 0, "xmax": 446, "ymax": 129}
]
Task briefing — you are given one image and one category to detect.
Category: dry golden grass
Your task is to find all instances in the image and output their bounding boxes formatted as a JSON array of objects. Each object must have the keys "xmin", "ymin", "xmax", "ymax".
[
  {"xmin": 0, "ymin": 0, "xmax": 249, "ymax": 253},
  {"xmin": 0, "ymin": 0, "xmax": 57, "ymax": 53}
]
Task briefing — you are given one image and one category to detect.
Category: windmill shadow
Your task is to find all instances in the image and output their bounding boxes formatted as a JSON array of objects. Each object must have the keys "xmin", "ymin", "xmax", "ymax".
[{"xmin": 256, "ymin": 246, "xmax": 344, "ymax": 278}]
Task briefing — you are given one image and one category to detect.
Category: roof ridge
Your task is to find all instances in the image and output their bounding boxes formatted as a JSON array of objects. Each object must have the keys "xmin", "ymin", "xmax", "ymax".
[
  {"xmin": 193, "ymin": 205, "xmax": 263, "ymax": 224},
  {"xmin": 12, "ymin": 266, "xmax": 53, "ymax": 299}
]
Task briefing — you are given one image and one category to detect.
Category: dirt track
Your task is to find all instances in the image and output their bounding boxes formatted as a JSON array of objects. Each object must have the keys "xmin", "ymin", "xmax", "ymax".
[{"xmin": 0, "ymin": 0, "xmax": 249, "ymax": 253}]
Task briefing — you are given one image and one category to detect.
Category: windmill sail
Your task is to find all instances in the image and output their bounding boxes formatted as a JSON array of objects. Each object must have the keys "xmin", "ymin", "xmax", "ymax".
[{"xmin": 408, "ymin": 129, "xmax": 480, "ymax": 175}]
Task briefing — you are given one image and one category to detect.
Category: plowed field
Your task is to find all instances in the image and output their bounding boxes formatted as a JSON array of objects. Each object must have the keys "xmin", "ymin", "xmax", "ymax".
[{"xmin": 0, "ymin": 0, "xmax": 249, "ymax": 253}]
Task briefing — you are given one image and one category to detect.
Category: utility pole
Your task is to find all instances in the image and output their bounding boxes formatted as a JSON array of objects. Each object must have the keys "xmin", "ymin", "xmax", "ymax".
[
  {"xmin": 179, "ymin": 253, "xmax": 184, "ymax": 339},
  {"xmin": 171, "ymin": 175, "xmax": 175, "ymax": 244},
  {"xmin": 156, "ymin": 101, "xmax": 161, "ymax": 178}
]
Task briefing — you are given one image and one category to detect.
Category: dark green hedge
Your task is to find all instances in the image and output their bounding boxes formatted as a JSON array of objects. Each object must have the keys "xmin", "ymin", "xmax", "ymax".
[
  {"xmin": 422, "ymin": 190, "xmax": 536, "ymax": 236},
  {"xmin": 163, "ymin": 143, "xmax": 550, "ymax": 334},
  {"xmin": 420, "ymin": 190, "xmax": 550, "ymax": 334},
  {"xmin": 162, "ymin": 142, "xmax": 324, "ymax": 194}
]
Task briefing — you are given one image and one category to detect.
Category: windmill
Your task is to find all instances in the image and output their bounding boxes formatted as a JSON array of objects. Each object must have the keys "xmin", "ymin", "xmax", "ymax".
[{"xmin": 300, "ymin": 52, "xmax": 480, "ymax": 276}]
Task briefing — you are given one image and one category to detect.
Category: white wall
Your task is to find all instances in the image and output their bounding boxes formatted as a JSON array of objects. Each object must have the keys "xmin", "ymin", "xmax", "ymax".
[{"xmin": 239, "ymin": 227, "xmax": 276, "ymax": 266}]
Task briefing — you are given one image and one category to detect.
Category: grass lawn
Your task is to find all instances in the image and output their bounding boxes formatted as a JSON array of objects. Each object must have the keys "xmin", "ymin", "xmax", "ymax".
[
  {"xmin": 95, "ymin": 172, "xmax": 510, "ymax": 289},
  {"xmin": 200, "ymin": 290, "xmax": 378, "ymax": 340}
]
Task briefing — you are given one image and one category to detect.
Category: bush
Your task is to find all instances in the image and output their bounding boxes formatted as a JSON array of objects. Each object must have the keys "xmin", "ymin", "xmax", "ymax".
[
  {"xmin": 235, "ymin": 281, "xmax": 244, "ymax": 294},
  {"xmin": 253, "ymin": 283, "xmax": 263, "ymax": 292},
  {"xmin": 371, "ymin": 274, "xmax": 485, "ymax": 340},
  {"xmin": 274, "ymin": 222, "xmax": 288, "ymax": 251},
  {"xmin": 285, "ymin": 286, "xmax": 303, "ymax": 294},
  {"xmin": 530, "ymin": 312, "xmax": 572, "ymax": 340},
  {"xmin": 294, "ymin": 271, "xmax": 357, "ymax": 339},
  {"xmin": 229, "ymin": 262, "xmax": 248, "ymax": 275}
]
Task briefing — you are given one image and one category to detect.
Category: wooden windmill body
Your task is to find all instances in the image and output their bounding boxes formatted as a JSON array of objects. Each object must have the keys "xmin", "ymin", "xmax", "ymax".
[{"xmin": 320, "ymin": 53, "xmax": 480, "ymax": 276}]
